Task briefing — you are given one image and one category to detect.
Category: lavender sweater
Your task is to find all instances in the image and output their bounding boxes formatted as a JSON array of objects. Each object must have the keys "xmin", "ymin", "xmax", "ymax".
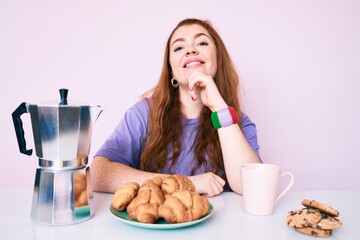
[{"xmin": 96, "ymin": 99, "xmax": 260, "ymax": 177}]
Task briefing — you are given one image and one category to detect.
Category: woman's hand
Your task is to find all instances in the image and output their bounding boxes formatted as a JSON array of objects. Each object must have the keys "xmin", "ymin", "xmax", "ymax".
[
  {"xmin": 188, "ymin": 172, "xmax": 226, "ymax": 197},
  {"xmin": 187, "ymin": 72, "xmax": 227, "ymax": 112}
]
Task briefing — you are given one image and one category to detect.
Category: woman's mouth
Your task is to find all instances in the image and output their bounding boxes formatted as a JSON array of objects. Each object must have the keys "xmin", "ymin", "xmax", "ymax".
[{"xmin": 183, "ymin": 60, "xmax": 205, "ymax": 68}]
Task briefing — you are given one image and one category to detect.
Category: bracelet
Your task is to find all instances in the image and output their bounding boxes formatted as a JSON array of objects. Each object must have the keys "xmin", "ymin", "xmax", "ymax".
[{"xmin": 211, "ymin": 107, "xmax": 239, "ymax": 129}]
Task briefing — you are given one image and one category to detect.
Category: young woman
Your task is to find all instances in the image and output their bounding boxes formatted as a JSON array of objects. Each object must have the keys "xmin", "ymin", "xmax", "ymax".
[{"xmin": 91, "ymin": 18, "xmax": 261, "ymax": 197}]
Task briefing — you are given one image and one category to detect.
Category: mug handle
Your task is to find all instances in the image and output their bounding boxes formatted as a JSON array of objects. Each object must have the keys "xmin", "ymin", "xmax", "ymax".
[{"xmin": 275, "ymin": 171, "xmax": 294, "ymax": 203}]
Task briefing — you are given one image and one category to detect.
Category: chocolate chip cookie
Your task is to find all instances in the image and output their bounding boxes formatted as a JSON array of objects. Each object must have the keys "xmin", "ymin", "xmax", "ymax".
[
  {"xmin": 313, "ymin": 215, "xmax": 343, "ymax": 230},
  {"xmin": 287, "ymin": 199, "xmax": 343, "ymax": 238},
  {"xmin": 287, "ymin": 208, "xmax": 322, "ymax": 228},
  {"xmin": 295, "ymin": 226, "xmax": 331, "ymax": 238},
  {"xmin": 302, "ymin": 199, "xmax": 340, "ymax": 217}
]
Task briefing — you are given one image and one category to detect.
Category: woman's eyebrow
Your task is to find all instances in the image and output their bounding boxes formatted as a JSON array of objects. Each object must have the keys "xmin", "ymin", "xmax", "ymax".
[{"xmin": 171, "ymin": 33, "xmax": 210, "ymax": 47}]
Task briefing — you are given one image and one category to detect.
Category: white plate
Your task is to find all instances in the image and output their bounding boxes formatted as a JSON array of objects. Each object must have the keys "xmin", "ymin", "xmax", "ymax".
[{"xmin": 109, "ymin": 203, "xmax": 214, "ymax": 229}]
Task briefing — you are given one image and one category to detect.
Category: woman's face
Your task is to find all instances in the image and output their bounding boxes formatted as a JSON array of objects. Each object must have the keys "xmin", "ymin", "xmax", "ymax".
[{"xmin": 169, "ymin": 24, "xmax": 217, "ymax": 87}]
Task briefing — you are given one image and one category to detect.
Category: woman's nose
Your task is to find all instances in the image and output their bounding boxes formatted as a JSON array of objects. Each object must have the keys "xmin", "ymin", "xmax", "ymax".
[{"xmin": 185, "ymin": 48, "xmax": 199, "ymax": 56}]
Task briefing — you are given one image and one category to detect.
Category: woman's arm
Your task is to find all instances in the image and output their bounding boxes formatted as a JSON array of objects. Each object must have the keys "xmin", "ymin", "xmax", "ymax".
[
  {"xmin": 188, "ymin": 72, "xmax": 261, "ymax": 195},
  {"xmin": 91, "ymin": 156, "xmax": 226, "ymax": 196},
  {"xmin": 217, "ymin": 124, "xmax": 260, "ymax": 195},
  {"xmin": 91, "ymin": 156, "xmax": 163, "ymax": 193}
]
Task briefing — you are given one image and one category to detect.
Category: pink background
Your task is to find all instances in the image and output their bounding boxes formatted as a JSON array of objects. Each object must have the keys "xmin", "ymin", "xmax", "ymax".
[{"xmin": 1, "ymin": 0, "xmax": 359, "ymax": 191}]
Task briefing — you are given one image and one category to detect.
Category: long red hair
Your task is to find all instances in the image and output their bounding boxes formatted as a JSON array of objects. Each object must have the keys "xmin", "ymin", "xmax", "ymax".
[{"xmin": 140, "ymin": 19, "xmax": 242, "ymax": 179}]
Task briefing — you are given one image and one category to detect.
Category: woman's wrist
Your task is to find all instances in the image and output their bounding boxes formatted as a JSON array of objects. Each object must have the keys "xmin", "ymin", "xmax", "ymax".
[
  {"xmin": 211, "ymin": 106, "xmax": 239, "ymax": 129},
  {"xmin": 209, "ymin": 100, "xmax": 228, "ymax": 112}
]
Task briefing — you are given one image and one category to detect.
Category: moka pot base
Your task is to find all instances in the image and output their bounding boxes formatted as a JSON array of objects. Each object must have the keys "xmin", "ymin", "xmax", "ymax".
[{"xmin": 31, "ymin": 165, "xmax": 95, "ymax": 225}]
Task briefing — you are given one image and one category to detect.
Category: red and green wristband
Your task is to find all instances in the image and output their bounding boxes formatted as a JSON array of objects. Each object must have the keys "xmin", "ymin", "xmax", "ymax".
[{"xmin": 211, "ymin": 106, "xmax": 239, "ymax": 130}]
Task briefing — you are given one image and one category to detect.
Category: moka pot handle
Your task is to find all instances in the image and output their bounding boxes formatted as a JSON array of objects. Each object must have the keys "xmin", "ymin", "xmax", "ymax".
[{"xmin": 12, "ymin": 102, "xmax": 32, "ymax": 156}]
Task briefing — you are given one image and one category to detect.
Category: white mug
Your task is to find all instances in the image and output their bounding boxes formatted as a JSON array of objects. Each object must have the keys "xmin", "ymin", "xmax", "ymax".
[{"xmin": 240, "ymin": 163, "xmax": 294, "ymax": 215}]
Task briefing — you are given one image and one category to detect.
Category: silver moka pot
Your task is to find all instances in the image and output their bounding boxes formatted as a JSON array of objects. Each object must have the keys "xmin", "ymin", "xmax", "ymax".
[{"xmin": 12, "ymin": 89, "xmax": 102, "ymax": 225}]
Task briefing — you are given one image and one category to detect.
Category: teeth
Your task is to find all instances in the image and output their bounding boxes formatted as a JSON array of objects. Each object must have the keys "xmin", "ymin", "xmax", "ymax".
[{"xmin": 186, "ymin": 61, "xmax": 201, "ymax": 67}]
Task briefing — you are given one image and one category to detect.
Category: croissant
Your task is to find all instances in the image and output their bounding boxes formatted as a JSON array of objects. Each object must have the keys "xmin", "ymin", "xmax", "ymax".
[
  {"xmin": 128, "ymin": 203, "xmax": 160, "ymax": 224},
  {"xmin": 112, "ymin": 182, "xmax": 139, "ymax": 211},
  {"xmin": 126, "ymin": 180, "xmax": 165, "ymax": 223},
  {"xmin": 158, "ymin": 189, "xmax": 210, "ymax": 223},
  {"xmin": 143, "ymin": 176, "xmax": 163, "ymax": 187},
  {"xmin": 161, "ymin": 174, "xmax": 195, "ymax": 195},
  {"xmin": 112, "ymin": 175, "xmax": 208, "ymax": 224}
]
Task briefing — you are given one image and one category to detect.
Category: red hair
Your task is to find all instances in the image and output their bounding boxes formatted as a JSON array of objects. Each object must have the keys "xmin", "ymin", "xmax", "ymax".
[{"xmin": 140, "ymin": 19, "xmax": 242, "ymax": 180}]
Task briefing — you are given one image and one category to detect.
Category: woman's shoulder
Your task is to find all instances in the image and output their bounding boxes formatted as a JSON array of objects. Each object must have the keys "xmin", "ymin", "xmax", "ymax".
[
  {"xmin": 131, "ymin": 98, "xmax": 150, "ymax": 112},
  {"xmin": 118, "ymin": 98, "xmax": 150, "ymax": 134},
  {"xmin": 123, "ymin": 98, "xmax": 151, "ymax": 124},
  {"xmin": 125, "ymin": 97, "xmax": 153, "ymax": 115}
]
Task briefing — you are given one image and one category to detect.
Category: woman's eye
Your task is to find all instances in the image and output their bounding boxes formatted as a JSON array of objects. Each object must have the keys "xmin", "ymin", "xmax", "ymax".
[
  {"xmin": 174, "ymin": 46, "xmax": 183, "ymax": 52},
  {"xmin": 198, "ymin": 41, "xmax": 208, "ymax": 46}
]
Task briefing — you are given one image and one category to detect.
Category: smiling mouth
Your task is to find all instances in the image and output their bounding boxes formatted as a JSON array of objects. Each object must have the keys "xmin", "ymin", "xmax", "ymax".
[{"xmin": 184, "ymin": 61, "xmax": 204, "ymax": 68}]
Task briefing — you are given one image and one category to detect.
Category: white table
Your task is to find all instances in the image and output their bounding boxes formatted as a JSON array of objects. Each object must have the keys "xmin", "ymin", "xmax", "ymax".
[{"xmin": 0, "ymin": 187, "xmax": 358, "ymax": 240}]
